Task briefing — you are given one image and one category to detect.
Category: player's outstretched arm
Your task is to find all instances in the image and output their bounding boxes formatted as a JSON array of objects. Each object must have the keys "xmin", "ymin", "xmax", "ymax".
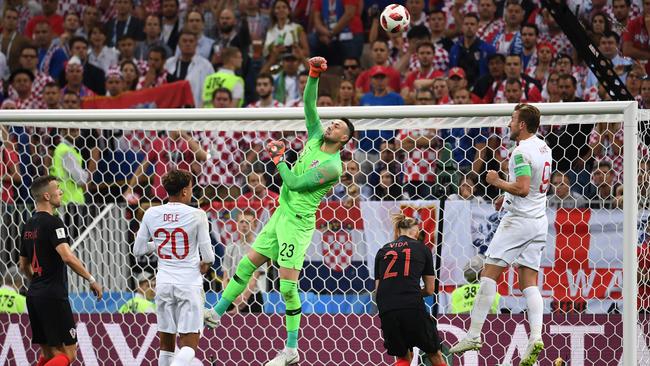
[
  {"xmin": 55, "ymin": 243, "xmax": 103, "ymax": 300},
  {"xmin": 267, "ymin": 140, "xmax": 341, "ymax": 192},
  {"xmin": 304, "ymin": 57, "xmax": 328, "ymax": 140}
]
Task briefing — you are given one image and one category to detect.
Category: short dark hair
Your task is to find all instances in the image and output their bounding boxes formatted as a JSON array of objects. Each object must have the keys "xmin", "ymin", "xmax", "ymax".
[
  {"xmin": 10, "ymin": 68, "xmax": 35, "ymax": 83},
  {"xmin": 340, "ymin": 117, "xmax": 355, "ymax": 144},
  {"xmin": 600, "ymin": 30, "xmax": 620, "ymax": 43},
  {"xmin": 20, "ymin": 44, "xmax": 38, "ymax": 55},
  {"xmin": 31, "ymin": 175, "xmax": 58, "ymax": 201},
  {"xmin": 68, "ymin": 35, "xmax": 88, "ymax": 49},
  {"xmin": 522, "ymin": 23, "xmax": 539, "ymax": 36},
  {"xmin": 117, "ymin": 34, "xmax": 135, "ymax": 43},
  {"xmin": 221, "ymin": 47, "xmax": 241, "ymax": 63},
  {"xmin": 256, "ymin": 73, "xmax": 274, "ymax": 85},
  {"xmin": 162, "ymin": 169, "xmax": 193, "ymax": 196},
  {"xmin": 558, "ymin": 73, "xmax": 577, "ymax": 87},
  {"xmin": 464, "ymin": 12, "xmax": 480, "ymax": 22},
  {"xmin": 514, "ymin": 103, "xmax": 541, "ymax": 133},
  {"xmin": 212, "ymin": 87, "xmax": 232, "ymax": 101},
  {"xmin": 555, "ymin": 53, "xmax": 573, "ymax": 65},
  {"xmin": 406, "ymin": 25, "xmax": 431, "ymax": 40},
  {"xmin": 44, "ymin": 81, "xmax": 60, "ymax": 89},
  {"xmin": 148, "ymin": 45, "xmax": 168, "ymax": 59},
  {"xmin": 505, "ymin": 78, "xmax": 522, "ymax": 88},
  {"xmin": 487, "ymin": 53, "xmax": 505, "ymax": 63},
  {"xmin": 416, "ymin": 41, "xmax": 435, "ymax": 53}
]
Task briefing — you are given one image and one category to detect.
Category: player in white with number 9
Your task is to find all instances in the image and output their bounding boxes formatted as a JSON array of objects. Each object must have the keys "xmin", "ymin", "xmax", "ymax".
[
  {"xmin": 450, "ymin": 104, "xmax": 552, "ymax": 366},
  {"xmin": 133, "ymin": 169, "xmax": 215, "ymax": 366}
]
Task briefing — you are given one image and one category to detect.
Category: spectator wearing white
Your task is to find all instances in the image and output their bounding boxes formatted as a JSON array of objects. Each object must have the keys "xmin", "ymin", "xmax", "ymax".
[
  {"xmin": 88, "ymin": 25, "xmax": 119, "ymax": 74},
  {"xmin": 165, "ymin": 29, "xmax": 215, "ymax": 107},
  {"xmin": 448, "ymin": 175, "xmax": 485, "ymax": 203},
  {"xmin": 222, "ymin": 210, "xmax": 266, "ymax": 314},
  {"xmin": 175, "ymin": 10, "xmax": 214, "ymax": 60},
  {"xmin": 263, "ymin": 0, "xmax": 309, "ymax": 60},
  {"xmin": 547, "ymin": 171, "xmax": 587, "ymax": 209}
]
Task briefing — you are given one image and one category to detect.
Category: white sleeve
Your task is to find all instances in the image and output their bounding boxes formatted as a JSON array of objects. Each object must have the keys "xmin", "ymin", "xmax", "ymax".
[
  {"xmin": 197, "ymin": 210, "xmax": 215, "ymax": 264},
  {"xmin": 133, "ymin": 211, "xmax": 155, "ymax": 256}
]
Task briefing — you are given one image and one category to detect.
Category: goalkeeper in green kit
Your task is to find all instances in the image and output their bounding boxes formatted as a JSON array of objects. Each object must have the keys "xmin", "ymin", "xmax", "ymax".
[{"xmin": 204, "ymin": 56, "xmax": 354, "ymax": 366}]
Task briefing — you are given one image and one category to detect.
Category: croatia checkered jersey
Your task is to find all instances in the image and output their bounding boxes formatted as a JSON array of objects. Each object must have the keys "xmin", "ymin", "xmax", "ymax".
[
  {"xmin": 134, "ymin": 203, "xmax": 214, "ymax": 286},
  {"xmin": 503, "ymin": 135, "xmax": 552, "ymax": 218}
]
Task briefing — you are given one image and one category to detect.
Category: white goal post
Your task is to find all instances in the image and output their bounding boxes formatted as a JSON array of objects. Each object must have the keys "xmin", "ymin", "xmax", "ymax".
[{"xmin": 0, "ymin": 101, "xmax": 645, "ymax": 366}]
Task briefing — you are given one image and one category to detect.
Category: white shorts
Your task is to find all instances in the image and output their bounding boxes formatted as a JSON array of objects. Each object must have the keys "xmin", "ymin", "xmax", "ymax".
[
  {"xmin": 485, "ymin": 213, "xmax": 548, "ymax": 271},
  {"xmin": 155, "ymin": 283, "xmax": 204, "ymax": 334}
]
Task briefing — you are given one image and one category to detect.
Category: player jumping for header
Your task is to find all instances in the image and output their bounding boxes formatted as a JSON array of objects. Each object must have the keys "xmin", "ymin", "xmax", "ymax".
[
  {"xmin": 204, "ymin": 56, "xmax": 355, "ymax": 366},
  {"xmin": 449, "ymin": 103, "xmax": 552, "ymax": 366}
]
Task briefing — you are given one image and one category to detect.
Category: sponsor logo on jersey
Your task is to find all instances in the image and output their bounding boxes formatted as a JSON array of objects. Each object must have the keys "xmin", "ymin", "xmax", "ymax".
[
  {"xmin": 310, "ymin": 160, "xmax": 320, "ymax": 168},
  {"xmin": 69, "ymin": 328, "xmax": 76, "ymax": 339}
]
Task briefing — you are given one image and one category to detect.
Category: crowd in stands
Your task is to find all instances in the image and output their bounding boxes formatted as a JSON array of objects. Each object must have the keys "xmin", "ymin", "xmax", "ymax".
[{"xmin": 1, "ymin": 0, "xmax": 650, "ymax": 295}]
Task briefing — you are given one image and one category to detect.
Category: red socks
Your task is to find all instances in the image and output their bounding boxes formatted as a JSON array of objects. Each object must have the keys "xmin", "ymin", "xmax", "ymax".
[{"xmin": 44, "ymin": 354, "xmax": 70, "ymax": 366}]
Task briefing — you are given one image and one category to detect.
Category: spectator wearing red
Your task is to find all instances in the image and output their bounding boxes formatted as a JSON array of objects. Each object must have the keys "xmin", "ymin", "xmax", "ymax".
[
  {"xmin": 400, "ymin": 25, "xmax": 449, "ymax": 74},
  {"xmin": 239, "ymin": 171, "xmax": 279, "ymax": 204},
  {"xmin": 401, "ymin": 42, "xmax": 443, "ymax": 104},
  {"xmin": 137, "ymin": 46, "xmax": 169, "ymax": 90},
  {"xmin": 9, "ymin": 69, "xmax": 46, "ymax": 109},
  {"xmin": 406, "ymin": 0, "xmax": 429, "ymax": 29},
  {"xmin": 355, "ymin": 40, "xmax": 401, "ymax": 94},
  {"xmin": 537, "ymin": 8, "xmax": 573, "ymax": 58},
  {"xmin": 439, "ymin": 67, "xmax": 483, "ymax": 104},
  {"xmin": 476, "ymin": 0, "xmax": 503, "ymax": 45},
  {"xmin": 25, "ymin": 0, "xmax": 65, "ymax": 38},
  {"xmin": 432, "ymin": 77, "xmax": 450, "ymax": 104},
  {"xmin": 502, "ymin": 78, "xmax": 527, "ymax": 103},
  {"xmin": 11, "ymin": 45, "xmax": 55, "ymax": 102},
  {"xmin": 310, "ymin": 0, "xmax": 364, "ymax": 66},
  {"xmin": 0, "ymin": 124, "xmax": 20, "ymax": 205},
  {"xmin": 525, "ymin": 42, "xmax": 554, "ymax": 85},
  {"xmin": 492, "ymin": 54, "xmax": 542, "ymax": 103},
  {"xmin": 441, "ymin": 0, "xmax": 478, "ymax": 37},
  {"xmin": 622, "ymin": 0, "xmax": 650, "ymax": 73}
]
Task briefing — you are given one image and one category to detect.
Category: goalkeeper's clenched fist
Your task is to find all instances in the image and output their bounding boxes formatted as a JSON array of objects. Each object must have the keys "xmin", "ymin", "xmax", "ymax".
[
  {"xmin": 308, "ymin": 56, "xmax": 327, "ymax": 78},
  {"xmin": 267, "ymin": 140, "xmax": 286, "ymax": 165}
]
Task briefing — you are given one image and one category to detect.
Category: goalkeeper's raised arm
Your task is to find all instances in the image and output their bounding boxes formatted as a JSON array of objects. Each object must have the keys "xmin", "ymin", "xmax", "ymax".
[{"xmin": 304, "ymin": 57, "xmax": 327, "ymax": 141}]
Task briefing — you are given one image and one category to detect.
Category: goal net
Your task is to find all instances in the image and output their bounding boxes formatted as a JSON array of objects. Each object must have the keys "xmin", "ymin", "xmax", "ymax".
[{"xmin": 0, "ymin": 102, "xmax": 647, "ymax": 366}]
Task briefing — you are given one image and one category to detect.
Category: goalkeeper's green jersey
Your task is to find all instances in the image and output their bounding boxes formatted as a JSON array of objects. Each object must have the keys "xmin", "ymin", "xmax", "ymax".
[{"xmin": 276, "ymin": 76, "xmax": 342, "ymax": 216}]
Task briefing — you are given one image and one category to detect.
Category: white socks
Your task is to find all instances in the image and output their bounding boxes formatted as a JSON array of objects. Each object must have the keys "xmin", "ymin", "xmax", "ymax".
[
  {"xmin": 170, "ymin": 346, "xmax": 195, "ymax": 366},
  {"xmin": 468, "ymin": 277, "xmax": 497, "ymax": 339},
  {"xmin": 159, "ymin": 351, "xmax": 174, "ymax": 366},
  {"xmin": 523, "ymin": 286, "xmax": 544, "ymax": 341}
]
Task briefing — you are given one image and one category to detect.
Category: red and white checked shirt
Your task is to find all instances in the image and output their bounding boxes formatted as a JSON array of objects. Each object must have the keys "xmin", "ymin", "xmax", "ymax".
[
  {"xmin": 398, "ymin": 129, "xmax": 438, "ymax": 183},
  {"xmin": 13, "ymin": 94, "xmax": 46, "ymax": 109},
  {"xmin": 441, "ymin": 0, "xmax": 478, "ymax": 32},
  {"xmin": 477, "ymin": 18, "xmax": 504, "ymax": 45},
  {"xmin": 197, "ymin": 129, "xmax": 273, "ymax": 187},
  {"xmin": 118, "ymin": 130, "xmax": 157, "ymax": 153},
  {"xmin": 405, "ymin": 45, "xmax": 449, "ymax": 73},
  {"xmin": 539, "ymin": 33, "xmax": 573, "ymax": 57},
  {"xmin": 588, "ymin": 127, "xmax": 624, "ymax": 184},
  {"xmin": 492, "ymin": 78, "xmax": 542, "ymax": 103},
  {"xmin": 136, "ymin": 70, "xmax": 169, "ymax": 90},
  {"xmin": 8, "ymin": 72, "xmax": 55, "ymax": 101}
]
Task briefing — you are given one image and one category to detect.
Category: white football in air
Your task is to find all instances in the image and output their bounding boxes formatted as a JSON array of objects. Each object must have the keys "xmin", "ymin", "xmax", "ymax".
[{"xmin": 380, "ymin": 4, "xmax": 411, "ymax": 34}]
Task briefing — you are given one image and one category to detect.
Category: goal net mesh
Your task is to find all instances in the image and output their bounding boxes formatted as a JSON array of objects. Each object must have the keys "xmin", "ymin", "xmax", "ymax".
[{"xmin": 0, "ymin": 105, "xmax": 648, "ymax": 365}]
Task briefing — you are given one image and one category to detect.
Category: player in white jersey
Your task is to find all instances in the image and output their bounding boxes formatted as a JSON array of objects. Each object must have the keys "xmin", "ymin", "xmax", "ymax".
[
  {"xmin": 133, "ymin": 169, "xmax": 215, "ymax": 366},
  {"xmin": 450, "ymin": 103, "xmax": 552, "ymax": 366}
]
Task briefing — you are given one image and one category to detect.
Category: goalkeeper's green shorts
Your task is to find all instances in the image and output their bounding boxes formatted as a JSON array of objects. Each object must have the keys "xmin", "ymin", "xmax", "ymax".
[{"xmin": 252, "ymin": 205, "xmax": 315, "ymax": 270}]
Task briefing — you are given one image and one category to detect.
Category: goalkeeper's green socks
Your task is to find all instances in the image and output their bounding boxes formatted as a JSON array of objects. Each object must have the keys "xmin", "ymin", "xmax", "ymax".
[
  {"xmin": 214, "ymin": 256, "xmax": 257, "ymax": 315},
  {"xmin": 280, "ymin": 279, "xmax": 301, "ymax": 348}
]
